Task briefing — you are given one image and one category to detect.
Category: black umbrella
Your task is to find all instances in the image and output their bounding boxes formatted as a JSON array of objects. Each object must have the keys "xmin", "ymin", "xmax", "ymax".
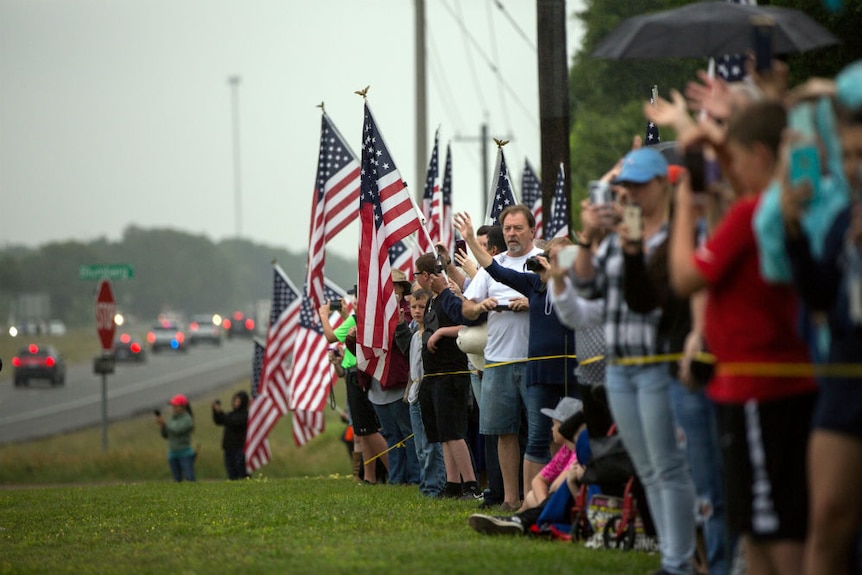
[{"xmin": 592, "ymin": 1, "xmax": 838, "ymax": 60}]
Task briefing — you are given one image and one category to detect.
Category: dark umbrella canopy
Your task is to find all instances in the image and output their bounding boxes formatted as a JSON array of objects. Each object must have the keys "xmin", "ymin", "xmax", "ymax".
[{"xmin": 592, "ymin": 1, "xmax": 838, "ymax": 60}]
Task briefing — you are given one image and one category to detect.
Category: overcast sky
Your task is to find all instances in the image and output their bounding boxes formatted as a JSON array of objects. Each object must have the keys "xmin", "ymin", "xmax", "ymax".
[{"xmin": 1, "ymin": 0, "xmax": 584, "ymax": 260}]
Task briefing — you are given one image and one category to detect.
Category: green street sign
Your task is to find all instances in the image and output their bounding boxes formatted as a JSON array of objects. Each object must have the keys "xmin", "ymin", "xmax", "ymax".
[{"xmin": 79, "ymin": 264, "xmax": 135, "ymax": 281}]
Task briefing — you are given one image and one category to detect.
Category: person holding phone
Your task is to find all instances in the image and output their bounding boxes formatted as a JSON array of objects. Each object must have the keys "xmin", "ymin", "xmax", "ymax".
[
  {"xmin": 155, "ymin": 394, "xmax": 196, "ymax": 482},
  {"xmin": 212, "ymin": 391, "xmax": 250, "ymax": 480},
  {"xmin": 454, "ymin": 210, "xmax": 579, "ymax": 496},
  {"xmin": 576, "ymin": 146, "xmax": 697, "ymax": 575}
]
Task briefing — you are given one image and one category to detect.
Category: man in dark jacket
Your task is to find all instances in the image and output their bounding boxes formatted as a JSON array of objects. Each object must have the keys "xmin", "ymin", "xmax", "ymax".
[{"xmin": 212, "ymin": 391, "xmax": 250, "ymax": 480}]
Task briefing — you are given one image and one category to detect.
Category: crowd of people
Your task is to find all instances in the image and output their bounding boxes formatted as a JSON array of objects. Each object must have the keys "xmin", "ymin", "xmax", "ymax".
[{"xmin": 314, "ymin": 56, "xmax": 862, "ymax": 575}]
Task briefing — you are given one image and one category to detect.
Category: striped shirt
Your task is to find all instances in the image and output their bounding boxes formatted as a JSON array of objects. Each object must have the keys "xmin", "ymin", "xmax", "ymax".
[{"xmin": 575, "ymin": 227, "xmax": 668, "ymax": 360}]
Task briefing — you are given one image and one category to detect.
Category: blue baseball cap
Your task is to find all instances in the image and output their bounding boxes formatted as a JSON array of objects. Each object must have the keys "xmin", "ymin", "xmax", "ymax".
[{"xmin": 614, "ymin": 147, "xmax": 669, "ymax": 184}]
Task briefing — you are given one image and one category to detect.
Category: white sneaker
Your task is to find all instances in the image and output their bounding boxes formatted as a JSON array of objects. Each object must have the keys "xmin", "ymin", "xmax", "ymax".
[{"xmin": 468, "ymin": 514, "xmax": 524, "ymax": 536}]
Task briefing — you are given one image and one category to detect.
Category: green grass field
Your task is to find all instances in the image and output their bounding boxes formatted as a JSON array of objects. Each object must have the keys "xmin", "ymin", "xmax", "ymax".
[{"xmin": 0, "ymin": 378, "xmax": 660, "ymax": 574}]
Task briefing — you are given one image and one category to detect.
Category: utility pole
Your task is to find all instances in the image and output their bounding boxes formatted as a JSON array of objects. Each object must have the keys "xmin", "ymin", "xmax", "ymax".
[
  {"xmin": 536, "ymin": 0, "xmax": 571, "ymax": 230},
  {"xmin": 228, "ymin": 75, "xmax": 243, "ymax": 239},
  {"xmin": 415, "ymin": 0, "xmax": 428, "ymax": 200}
]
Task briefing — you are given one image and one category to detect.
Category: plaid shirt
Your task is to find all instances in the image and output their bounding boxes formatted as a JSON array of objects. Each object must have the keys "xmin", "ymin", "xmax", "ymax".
[{"xmin": 575, "ymin": 226, "xmax": 668, "ymax": 360}]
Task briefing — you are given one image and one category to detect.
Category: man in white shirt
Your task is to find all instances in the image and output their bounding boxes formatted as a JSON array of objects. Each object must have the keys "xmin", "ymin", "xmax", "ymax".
[{"xmin": 461, "ymin": 205, "xmax": 542, "ymax": 511}]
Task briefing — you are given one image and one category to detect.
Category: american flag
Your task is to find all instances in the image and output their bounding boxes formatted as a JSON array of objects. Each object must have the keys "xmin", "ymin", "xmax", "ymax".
[
  {"xmin": 357, "ymin": 102, "xmax": 423, "ymax": 383},
  {"xmin": 714, "ymin": 0, "xmax": 755, "ymax": 82},
  {"xmin": 486, "ymin": 146, "xmax": 518, "ymax": 226},
  {"xmin": 419, "ymin": 127, "xmax": 441, "ymax": 254},
  {"xmin": 305, "ymin": 113, "xmax": 361, "ymax": 312},
  {"xmin": 521, "ymin": 159, "xmax": 543, "ymax": 238},
  {"xmin": 389, "ymin": 237, "xmax": 417, "ymax": 274},
  {"xmin": 440, "ymin": 142, "xmax": 454, "ymax": 254},
  {"xmin": 288, "ymin": 279, "xmax": 349, "ymax": 446},
  {"xmin": 245, "ymin": 264, "xmax": 302, "ymax": 473},
  {"xmin": 645, "ymin": 85, "xmax": 661, "ymax": 146},
  {"xmin": 546, "ymin": 163, "xmax": 570, "ymax": 239},
  {"xmin": 250, "ymin": 337, "xmax": 265, "ymax": 399}
]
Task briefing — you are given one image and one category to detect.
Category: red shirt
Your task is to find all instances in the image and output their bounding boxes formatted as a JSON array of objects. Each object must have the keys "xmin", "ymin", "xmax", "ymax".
[{"xmin": 694, "ymin": 196, "xmax": 817, "ymax": 404}]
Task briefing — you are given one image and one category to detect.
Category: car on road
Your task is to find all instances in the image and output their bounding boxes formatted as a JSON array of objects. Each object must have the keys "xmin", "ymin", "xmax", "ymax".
[
  {"xmin": 114, "ymin": 333, "xmax": 147, "ymax": 362},
  {"xmin": 188, "ymin": 314, "xmax": 223, "ymax": 346},
  {"xmin": 222, "ymin": 311, "xmax": 255, "ymax": 339},
  {"xmin": 147, "ymin": 321, "xmax": 188, "ymax": 353},
  {"xmin": 11, "ymin": 344, "xmax": 67, "ymax": 387}
]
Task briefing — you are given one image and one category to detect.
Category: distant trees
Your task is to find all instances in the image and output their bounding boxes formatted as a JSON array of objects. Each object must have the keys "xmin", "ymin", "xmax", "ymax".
[{"xmin": 0, "ymin": 227, "xmax": 358, "ymax": 328}]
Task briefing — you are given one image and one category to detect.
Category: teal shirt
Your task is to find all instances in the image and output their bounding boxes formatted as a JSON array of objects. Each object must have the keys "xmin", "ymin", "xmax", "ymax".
[{"xmin": 161, "ymin": 412, "xmax": 195, "ymax": 454}]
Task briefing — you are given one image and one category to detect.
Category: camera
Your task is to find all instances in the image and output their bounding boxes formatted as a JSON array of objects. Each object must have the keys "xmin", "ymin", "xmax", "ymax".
[
  {"xmin": 525, "ymin": 252, "xmax": 549, "ymax": 272},
  {"xmin": 329, "ymin": 299, "xmax": 342, "ymax": 312},
  {"xmin": 588, "ymin": 180, "xmax": 613, "ymax": 205}
]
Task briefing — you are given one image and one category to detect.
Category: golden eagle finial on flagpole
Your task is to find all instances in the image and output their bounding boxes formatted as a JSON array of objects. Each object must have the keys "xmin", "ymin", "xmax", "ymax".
[
  {"xmin": 493, "ymin": 138, "xmax": 510, "ymax": 149},
  {"xmin": 354, "ymin": 85, "xmax": 370, "ymax": 99}
]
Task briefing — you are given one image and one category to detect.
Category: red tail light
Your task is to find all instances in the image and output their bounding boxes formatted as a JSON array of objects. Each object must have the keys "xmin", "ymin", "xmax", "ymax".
[
  {"xmin": 147, "ymin": 332, "xmax": 156, "ymax": 343},
  {"xmin": 130, "ymin": 342, "xmax": 141, "ymax": 353},
  {"xmin": 45, "ymin": 357, "xmax": 55, "ymax": 367},
  {"xmin": 175, "ymin": 332, "xmax": 185, "ymax": 343},
  {"xmin": 28, "ymin": 344, "xmax": 39, "ymax": 353},
  {"xmin": 12, "ymin": 357, "xmax": 21, "ymax": 367},
  {"xmin": 190, "ymin": 322, "xmax": 199, "ymax": 330},
  {"xmin": 233, "ymin": 311, "xmax": 243, "ymax": 320},
  {"xmin": 245, "ymin": 319, "xmax": 254, "ymax": 330},
  {"xmin": 222, "ymin": 319, "xmax": 232, "ymax": 329}
]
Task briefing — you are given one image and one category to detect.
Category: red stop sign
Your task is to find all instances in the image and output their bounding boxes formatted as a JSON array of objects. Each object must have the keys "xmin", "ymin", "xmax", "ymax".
[{"xmin": 95, "ymin": 279, "xmax": 117, "ymax": 353}]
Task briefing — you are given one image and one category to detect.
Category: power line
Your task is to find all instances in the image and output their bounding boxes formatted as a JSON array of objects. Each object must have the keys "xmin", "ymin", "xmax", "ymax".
[
  {"xmin": 438, "ymin": 0, "xmax": 538, "ymax": 132},
  {"xmin": 493, "ymin": 0, "xmax": 536, "ymax": 53}
]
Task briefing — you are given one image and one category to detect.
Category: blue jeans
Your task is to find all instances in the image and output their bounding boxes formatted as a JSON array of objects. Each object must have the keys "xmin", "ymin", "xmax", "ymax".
[
  {"xmin": 409, "ymin": 401, "xmax": 446, "ymax": 496},
  {"xmin": 373, "ymin": 399, "xmax": 420, "ymax": 485},
  {"xmin": 525, "ymin": 384, "xmax": 580, "ymax": 465},
  {"xmin": 669, "ymin": 380, "xmax": 731, "ymax": 575},
  {"xmin": 168, "ymin": 453, "xmax": 196, "ymax": 482},
  {"xmin": 606, "ymin": 363, "xmax": 696, "ymax": 575}
]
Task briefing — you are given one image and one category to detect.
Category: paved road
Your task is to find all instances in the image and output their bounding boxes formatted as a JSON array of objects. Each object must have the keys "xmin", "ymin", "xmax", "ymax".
[{"xmin": 0, "ymin": 338, "xmax": 256, "ymax": 445}]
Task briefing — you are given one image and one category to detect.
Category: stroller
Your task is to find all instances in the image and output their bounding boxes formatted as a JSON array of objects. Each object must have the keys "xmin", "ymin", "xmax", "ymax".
[{"xmin": 569, "ymin": 422, "xmax": 641, "ymax": 550}]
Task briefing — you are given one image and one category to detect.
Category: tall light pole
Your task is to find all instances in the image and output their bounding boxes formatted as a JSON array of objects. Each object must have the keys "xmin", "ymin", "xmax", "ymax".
[{"xmin": 228, "ymin": 75, "xmax": 243, "ymax": 238}]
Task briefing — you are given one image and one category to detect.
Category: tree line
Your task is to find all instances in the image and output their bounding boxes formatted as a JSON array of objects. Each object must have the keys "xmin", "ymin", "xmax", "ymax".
[{"xmin": 0, "ymin": 226, "xmax": 358, "ymax": 328}]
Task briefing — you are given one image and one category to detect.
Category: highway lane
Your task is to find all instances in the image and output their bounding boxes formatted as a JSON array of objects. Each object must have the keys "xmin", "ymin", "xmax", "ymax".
[{"xmin": 0, "ymin": 338, "xmax": 256, "ymax": 445}]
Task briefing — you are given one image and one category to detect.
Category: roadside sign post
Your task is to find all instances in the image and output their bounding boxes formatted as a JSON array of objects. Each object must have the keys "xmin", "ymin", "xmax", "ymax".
[{"xmin": 94, "ymin": 279, "xmax": 117, "ymax": 453}]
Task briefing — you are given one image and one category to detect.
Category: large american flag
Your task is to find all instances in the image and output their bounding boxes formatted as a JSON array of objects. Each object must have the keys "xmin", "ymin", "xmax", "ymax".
[
  {"xmin": 486, "ymin": 146, "xmax": 518, "ymax": 226},
  {"xmin": 546, "ymin": 163, "xmax": 570, "ymax": 239},
  {"xmin": 521, "ymin": 159, "xmax": 543, "ymax": 238},
  {"xmin": 645, "ymin": 85, "xmax": 661, "ymax": 146},
  {"xmin": 419, "ymin": 127, "xmax": 441, "ymax": 254},
  {"xmin": 245, "ymin": 264, "xmax": 302, "ymax": 473},
  {"xmin": 289, "ymin": 280, "xmax": 349, "ymax": 446},
  {"xmin": 305, "ymin": 113, "xmax": 361, "ymax": 311},
  {"xmin": 357, "ymin": 102, "xmax": 423, "ymax": 383}
]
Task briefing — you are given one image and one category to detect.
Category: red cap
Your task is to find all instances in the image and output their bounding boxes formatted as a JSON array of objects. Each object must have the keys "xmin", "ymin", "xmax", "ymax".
[
  {"xmin": 667, "ymin": 164, "xmax": 685, "ymax": 185},
  {"xmin": 169, "ymin": 394, "xmax": 189, "ymax": 407}
]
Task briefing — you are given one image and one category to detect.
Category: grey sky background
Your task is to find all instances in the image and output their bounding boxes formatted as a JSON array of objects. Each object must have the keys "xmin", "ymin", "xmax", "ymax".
[{"xmin": 1, "ymin": 0, "xmax": 584, "ymax": 260}]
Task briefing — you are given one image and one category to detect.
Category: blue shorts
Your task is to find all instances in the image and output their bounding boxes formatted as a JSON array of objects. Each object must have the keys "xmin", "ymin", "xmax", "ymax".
[{"xmin": 479, "ymin": 361, "xmax": 527, "ymax": 436}]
